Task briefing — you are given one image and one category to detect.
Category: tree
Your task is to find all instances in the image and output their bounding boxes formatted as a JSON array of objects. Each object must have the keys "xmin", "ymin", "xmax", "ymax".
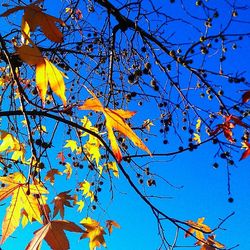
[{"xmin": 0, "ymin": 0, "xmax": 249, "ymax": 249}]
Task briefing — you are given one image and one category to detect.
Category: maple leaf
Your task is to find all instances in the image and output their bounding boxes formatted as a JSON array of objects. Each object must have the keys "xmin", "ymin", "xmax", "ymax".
[
  {"xmin": 142, "ymin": 119, "xmax": 154, "ymax": 131},
  {"xmin": 63, "ymin": 162, "xmax": 72, "ymax": 179},
  {"xmin": 1, "ymin": 0, "xmax": 65, "ymax": 43},
  {"xmin": 81, "ymin": 116, "xmax": 102, "ymax": 165},
  {"xmin": 26, "ymin": 220, "xmax": 83, "ymax": 250},
  {"xmin": 0, "ymin": 130, "xmax": 26, "ymax": 163},
  {"xmin": 52, "ymin": 190, "xmax": 74, "ymax": 219},
  {"xmin": 99, "ymin": 162, "xmax": 119, "ymax": 178},
  {"xmin": 57, "ymin": 151, "xmax": 65, "ymax": 163},
  {"xmin": 242, "ymin": 90, "xmax": 250, "ymax": 103},
  {"xmin": 106, "ymin": 220, "xmax": 120, "ymax": 235},
  {"xmin": 196, "ymin": 118, "xmax": 202, "ymax": 132},
  {"xmin": 240, "ymin": 141, "xmax": 250, "ymax": 160},
  {"xmin": 78, "ymin": 91, "xmax": 151, "ymax": 162},
  {"xmin": 210, "ymin": 115, "xmax": 249, "ymax": 143},
  {"xmin": 45, "ymin": 169, "xmax": 63, "ymax": 185},
  {"xmin": 79, "ymin": 180, "xmax": 94, "ymax": 202},
  {"xmin": 76, "ymin": 200, "xmax": 85, "ymax": 212},
  {"xmin": 193, "ymin": 133, "xmax": 201, "ymax": 144},
  {"xmin": 0, "ymin": 172, "xmax": 48, "ymax": 244},
  {"xmin": 64, "ymin": 139, "xmax": 79, "ymax": 152},
  {"xmin": 185, "ymin": 217, "xmax": 211, "ymax": 241},
  {"xmin": 196, "ymin": 235, "xmax": 225, "ymax": 250},
  {"xmin": 16, "ymin": 44, "xmax": 67, "ymax": 105},
  {"xmin": 80, "ymin": 217, "xmax": 106, "ymax": 250}
]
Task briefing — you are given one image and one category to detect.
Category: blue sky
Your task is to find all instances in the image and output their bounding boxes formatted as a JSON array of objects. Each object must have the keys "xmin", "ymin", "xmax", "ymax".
[{"xmin": 0, "ymin": 0, "xmax": 250, "ymax": 249}]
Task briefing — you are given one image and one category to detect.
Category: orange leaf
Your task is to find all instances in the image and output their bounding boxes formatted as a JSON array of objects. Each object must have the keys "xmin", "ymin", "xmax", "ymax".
[
  {"xmin": 197, "ymin": 235, "xmax": 225, "ymax": 250},
  {"xmin": 79, "ymin": 91, "xmax": 151, "ymax": 162},
  {"xmin": 185, "ymin": 217, "xmax": 211, "ymax": 241},
  {"xmin": 17, "ymin": 45, "xmax": 67, "ymax": 105},
  {"xmin": 26, "ymin": 220, "xmax": 83, "ymax": 250},
  {"xmin": 80, "ymin": 217, "xmax": 106, "ymax": 250},
  {"xmin": 1, "ymin": 1, "xmax": 65, "ymax": 43},
  {"xmin": 106, "ymin": 220, "xmax": 120, "ymax": 235}
]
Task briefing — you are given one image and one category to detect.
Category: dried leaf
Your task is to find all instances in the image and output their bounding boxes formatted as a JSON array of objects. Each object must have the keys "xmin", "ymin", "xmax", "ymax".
[
  {"xmin": 26, "ymin": 220, "xmax": 83, "ymax": 250},
  {"xmin": 106, "ymin": 220, "xmax": 120, "ymax": 235},
  {"xmin": 45, "ymin": 169, "xmax": 63, "ymax": 185},
  {"xmin": 52, "ymin": 190, "xmax": 74, "ymax": 219}
]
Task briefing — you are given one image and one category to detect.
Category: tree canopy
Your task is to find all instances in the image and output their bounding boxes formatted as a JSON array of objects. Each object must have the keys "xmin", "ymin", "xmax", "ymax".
[{"xmin": 0, "ymin": 0, "xmax": 250, "ymax": 249}]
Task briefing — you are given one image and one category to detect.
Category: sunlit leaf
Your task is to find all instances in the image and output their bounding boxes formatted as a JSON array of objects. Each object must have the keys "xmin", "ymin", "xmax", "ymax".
[
  {"xmin": 79, "ymin": 91, "xmax": 151, "ymax": 162},
  {"xmin": 26, "ymin": 220, "xmax": 83, "ymax": 250},
  {"xmin": 80, "ymin": 217, "xmax": 106, "ymax": 250}
]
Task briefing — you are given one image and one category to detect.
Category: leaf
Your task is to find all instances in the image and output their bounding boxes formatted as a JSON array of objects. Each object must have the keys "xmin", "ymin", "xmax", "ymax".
[
  {"xmin": 0, "ymin": 130, "xmax": 26, "ymax": 162},
  {"xmin": 197, "ymin": 235, "xmax": 225, "ymax": 250},
  {"xmin": 16, "ymin": 44, "xmax": 67, "ymax": 105},
  {"xmin": 44, "ymin": 59, "xmax": 67, "ymax": 106},
  {"xmin": 45, "ymin": 169, "xmax": 63, "ymax": 185},
  {"xmin": 64, "ymin": 140, "xmax": 78, "ymax": 152},
  {"xmin": 1, "ymin": 1, "xmax": 65, "ymax": 43},
  {"xmin": 242, "ymin": 90, "xmax": 250, "ymax": 103},
  {"xmin": 196, "ymin": 118, "xmax": 202, "ymax": 132},
  {"xmin": 52, "ymin": 190, "xmax": 74, "ymax": 219},
  {"xmin": 79, "ymin": 91, "xmax": 151, "ymax": 162},
  {"xmin": 240, "ymin": 141, "xmax": 250, "ymax": 160},
  {"xmin": 57, "ymin": 151, "xmax": 65, "ymax": 163},
  {"xmin": 63, "ymin": 162, "xmax": 72, "ymax": 179},
  {"xmin": 0, "ymin": 172, "xmax": 48, "ymax": 244},
  {"xmin": 26, "ymin": 220, "xmax": 83, "ymax": 250},
  {"xmin": 16, "ymin": 44, "xmax": 44, "ymax": 65},
  {"xmin": 75, "ymin": 200, "xmax": 85, "ymax": 212},
  {"xmin": 81, "ymin": 116, "xmax": 102, "ymax": 165},
  {"xmin": 79, "ymin": 180, "xmax": 94, "ymax": 202},
  {"xmin": 80, "ymin": 217, "xmax": 106, "ymax": 250},
  {"xmin": 142, "ymin": 119, "xmax": 154, "ymax": 131},
  {"xmin": 106, "ymin": 220, "xmax": 120, "ymax": 235},
  {"xmin": 106, "ymin": 162, "xmax": 119, "ymax": 177},
  {"xmin": 185, "ymin": 217, "xmax": 211, "ymax": 241},
  {"xmin": 193, "ymin": 133, "xmax": 201, "ymax": 144}
]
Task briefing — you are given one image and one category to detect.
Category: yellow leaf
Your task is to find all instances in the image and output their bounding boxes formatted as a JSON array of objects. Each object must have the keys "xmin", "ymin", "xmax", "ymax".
[
  {"xmin": 0, "ymin": 172, "xmax": 48, "ymax": 244},
  {"xmin": 193, "ymin": 133, "xmax": 201, "ymax": 144},
  {"xmin": 79, "ymin": 180, "xmax": 94, "ymax": 202},
  {"xmin": 196, "ymin": 118, "xmax": 202, "ymax": 132},
  {"xmin": 64, "ymin": 140, "xmax": 78, "ymax": 152},
  {"xmin": 45, "ymin": 59, "xmax": 67, "ymax": 106},
  {"xmin": 76, "ymin": 200, "xmax": 85, "ymax": 212},
  {"xmin": 80, "ymin": 217, "xmax": 106, "ymax": 250},
  {"xmin": 36, "ymin": 61, "xmax": 48, "ymax": 103},
  {"xmin": 63, "ymin": 163, "xmax": 72, "ymax": 179},
  {"xmin": 185, "ymin": 217, "xmax": 211, "ymax": 241},
  {"xmin": 105, "ymin": 162, "xmax": 119, "ymax": 178},
  {"xmin": 79, "ymin": 91, "xmax": 151, "ymax": 162}
]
